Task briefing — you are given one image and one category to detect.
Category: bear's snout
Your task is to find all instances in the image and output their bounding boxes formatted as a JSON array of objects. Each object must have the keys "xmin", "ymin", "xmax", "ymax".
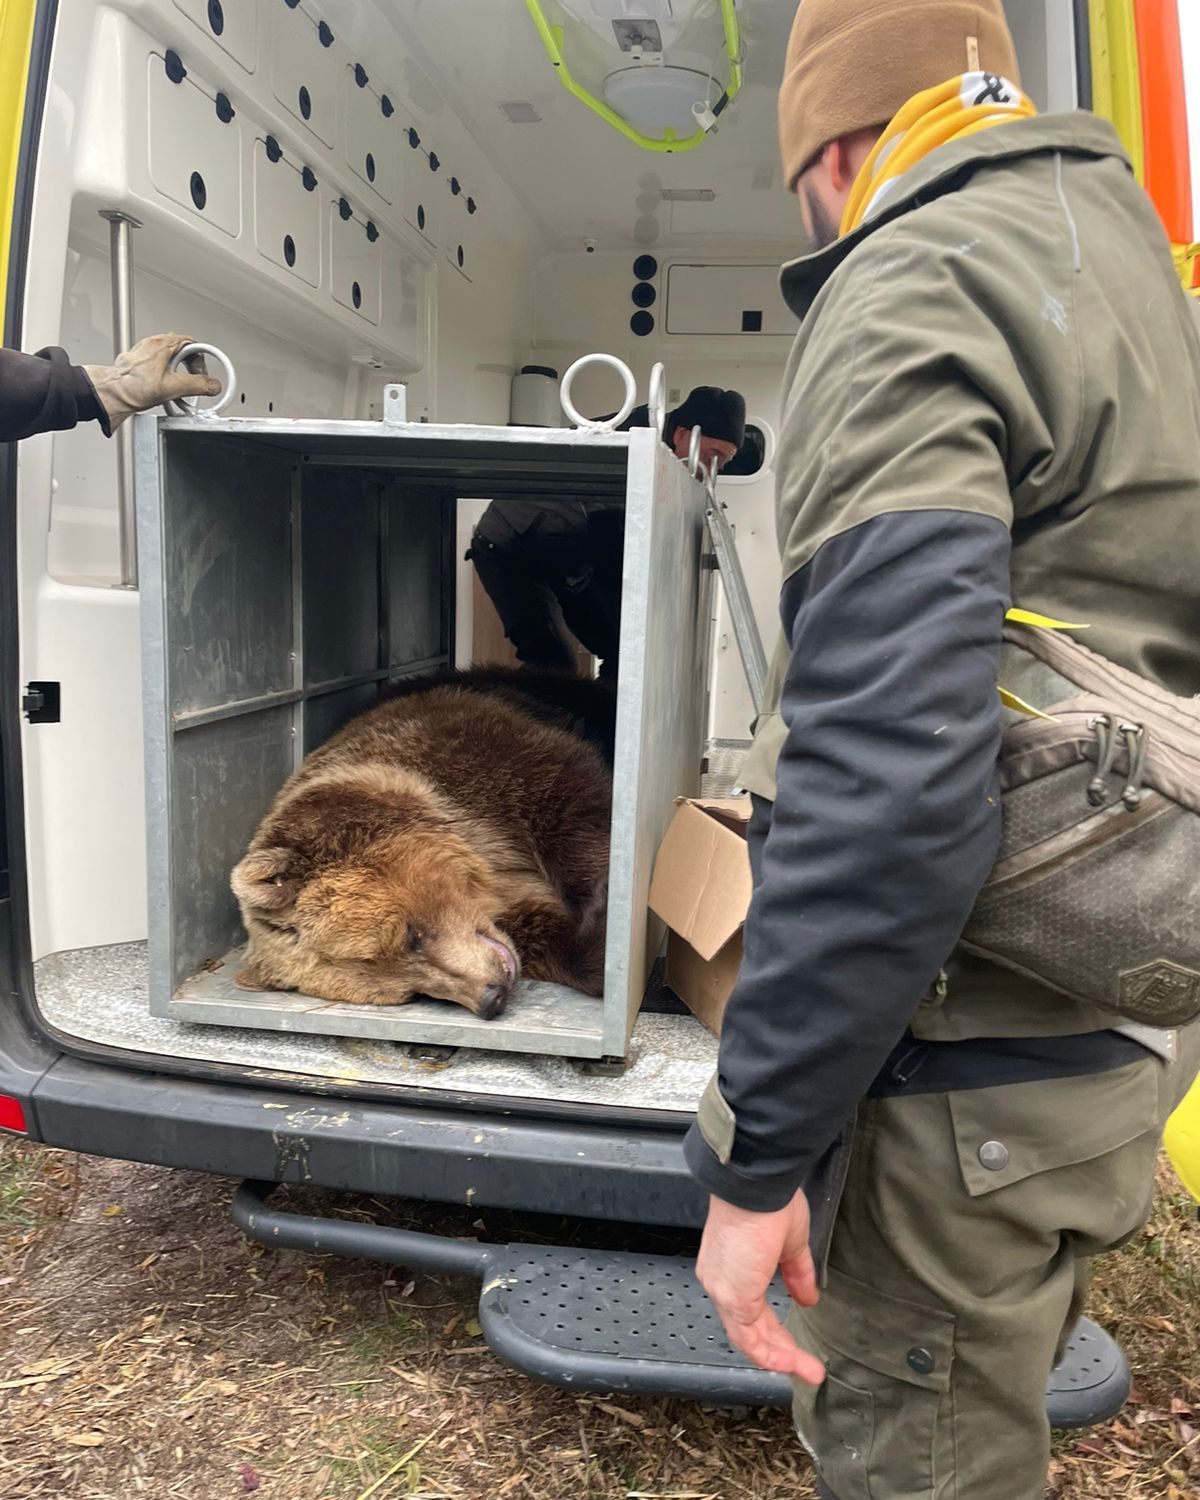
[{"xmin": 478, "ymin": 982, "xmax": 510, "ymax": 1021}]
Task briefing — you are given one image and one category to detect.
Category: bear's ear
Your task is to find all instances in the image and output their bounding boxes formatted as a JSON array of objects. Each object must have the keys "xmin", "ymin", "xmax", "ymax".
[{"xmin": 231, "ymin": 847, "xmax": 302, "ymax": 913}]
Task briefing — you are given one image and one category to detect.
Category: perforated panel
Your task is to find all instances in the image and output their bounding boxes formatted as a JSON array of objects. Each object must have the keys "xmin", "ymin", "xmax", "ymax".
[{"xmin": 148, "ymin": 54, "xmax": 241, "ymax": 238}]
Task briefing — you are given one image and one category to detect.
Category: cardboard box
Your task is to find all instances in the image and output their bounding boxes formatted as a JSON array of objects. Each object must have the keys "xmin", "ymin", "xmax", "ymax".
[{"xmin": 648, "ymin": 798, "xmax": 753, "ymax": 1034}]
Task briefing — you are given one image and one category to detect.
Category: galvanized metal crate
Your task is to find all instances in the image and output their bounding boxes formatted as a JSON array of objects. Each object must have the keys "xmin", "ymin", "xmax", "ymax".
[{"xmin": 134, "ymin": 413, "xmax": 710, "ymax": 1059}]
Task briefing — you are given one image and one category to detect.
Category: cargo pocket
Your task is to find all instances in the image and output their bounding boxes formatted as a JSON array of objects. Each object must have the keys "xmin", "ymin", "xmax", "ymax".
[
  {"xmin": 948, "ymin": 1058, "xmax": 1160, "ymax": 1198},
  {"xmin": 792, "ymin": 1267, "xmax": 954, "ymax": 1500}
]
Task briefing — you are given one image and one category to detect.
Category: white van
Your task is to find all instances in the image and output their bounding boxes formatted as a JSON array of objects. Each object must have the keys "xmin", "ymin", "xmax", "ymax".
[{"xmin": 1, "ymin": 0, "xmax": 1195, "ymax": 1414}]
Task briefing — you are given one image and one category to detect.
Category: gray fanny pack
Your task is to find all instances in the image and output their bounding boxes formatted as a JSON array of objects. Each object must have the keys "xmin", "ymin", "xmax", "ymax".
[{"xmin": 959, "ymin": 624, "xmax": 1200, "ymax": 1028}]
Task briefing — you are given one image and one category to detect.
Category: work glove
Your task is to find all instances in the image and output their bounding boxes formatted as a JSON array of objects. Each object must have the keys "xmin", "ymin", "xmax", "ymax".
[{"xmin": 83, "ymin": 332, "xmax": 221, "ymax": 432}]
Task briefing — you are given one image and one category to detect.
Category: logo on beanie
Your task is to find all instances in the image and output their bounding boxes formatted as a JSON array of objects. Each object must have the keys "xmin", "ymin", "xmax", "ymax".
[{"xmin": 961, "ymin": 72, "xmax": 1019, "ymax": 110}]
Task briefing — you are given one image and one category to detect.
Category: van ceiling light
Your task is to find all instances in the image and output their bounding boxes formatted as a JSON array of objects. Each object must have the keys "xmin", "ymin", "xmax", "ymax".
[
  {"xmin": 500, "ymin": 101, "xmax": 543, "ymax": 123},
  {"xmin": 602, "ymin": 66, "xmax": 710, "ymax": 135},
  {"xmin": 524, "ymin": 0, "xmax": 744, "ymax": 155},
  {"xmin": 659, "ymin": 187, "xmax": 715, "ymax": 202}
]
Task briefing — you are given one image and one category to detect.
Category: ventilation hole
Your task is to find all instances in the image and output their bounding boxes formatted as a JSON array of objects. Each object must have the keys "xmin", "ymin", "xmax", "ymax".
[
  {"xmin": 450, "ymin": 176, "xmax": 461, "ymax": 196},
  {"xmin": 338, "ymin": 196, "xmax": 352, "ymax": 221},
  {"xmin": 239, "ymin": 392, "xmax": 245, "ymax": 404},
  {"xmin": 265, "ymin": 134, "xmax": 282, "ymax": 163},
  {"xmin": 215, "ymin": 91, "xmax": 235, "ymax": 124},
  {"xmin": 351, "ymin": 281, "xmax": 362, "ymax": 309},
  {"xmin": 408, "ymin": 127, "xmax": 420, "ymax": 149},
  {"xmin": 365, "ymin": 152, "xmax": 376, "ymax": 182},
  {"xmin": 189, "ymin": 171, "xmax": 207, "ymax": 211},
  {"xmin": 298, "ymin": 84, "xmax": 312, "ymax": 120},
  {"xmin": 354, "ymin": 61, "xmax": 368, "ymax": 87},
  {"xmin": 417, "ymin": 204, "xmax": 426, "ymax": 231},
  {"xmin": 317, "ymin": 20, "xmax": 333, "ymax": 47},
  {"xmin": 268, "ymin": 401, "xmax": 274, "ymax": 412},
  {"xmin": 301, "ymin": 166, "xmax": 316, "ymax": 192},
  {"xmin": 632, "ymin": 281, "xmax": 656, "ymax": 308},
  {"xmin": 467, "ymin": 196, "xmax": 477, "ymax": 215},
  {"xmin": 207, "ymin": 0, "xmax": 224, "ymax": 34},
  {"xmin": 381, "ymin": 94, "xmax": 394, "ymax": 118},
  {"xmin": 457, "ymin": 245, "xmax": 464, "ymax": 268},
  {"xmin": 633, "ymin": 253, "xmax": 658, "ymax": 279},
  {"xmin": 428, "ymin": 151, "xmax": 440, "ymax": 172},
  {"xmin": 164, "ymin": 49, "xmax": 187, "ymax": 85},
  {"xmin": 283, "ymin": 234, "xmax": 296, "ymax": 267},
  {"xmin": 631, "ymin": 310, "xmax": 654, "ymax": 337}
]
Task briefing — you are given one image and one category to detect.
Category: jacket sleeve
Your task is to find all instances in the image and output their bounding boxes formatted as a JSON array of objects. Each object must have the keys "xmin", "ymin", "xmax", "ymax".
[
  {"xmin": 0, "ymin": 346, "xmax": 107, "ymax": 442},
  {"xmin": 684, "ymin": 508, "xmax": 1011, "ymax": 1210}
]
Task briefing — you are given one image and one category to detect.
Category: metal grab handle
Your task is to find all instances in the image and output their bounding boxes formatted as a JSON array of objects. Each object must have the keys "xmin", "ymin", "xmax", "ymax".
[
  {"xmin": 559, "ymin": 353, "xmax": 638, "ymax": 431},
  {"xmin": 100, "ymin": 209, "xmax": 141, "ymax": 588},
  {"xmin": 706, "ymin": 499, "xmax": 768, "ymax": 716},
  {"xmin": 164, "ymin": 341, "xmax": 238, "ymax": 418}
]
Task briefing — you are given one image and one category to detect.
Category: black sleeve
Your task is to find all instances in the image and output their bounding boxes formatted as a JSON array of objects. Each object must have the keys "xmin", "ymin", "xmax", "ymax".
[
  {"xmin": 0, "ymin": 346, "xmax": 106, "ymax": 442},
  {"xmin": 683, "ymin": 508, "xmax": 1011, "ymax": 1211}
]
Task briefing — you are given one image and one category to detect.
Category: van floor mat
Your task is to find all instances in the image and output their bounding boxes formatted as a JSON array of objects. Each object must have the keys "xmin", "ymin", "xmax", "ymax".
[{"xmin": 477, "ymin": 1245, "xmax": 1130, "ymax": 1427}]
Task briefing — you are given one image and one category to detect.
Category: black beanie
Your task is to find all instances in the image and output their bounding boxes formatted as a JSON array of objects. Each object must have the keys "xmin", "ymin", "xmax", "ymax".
[{"xmin": 667, "ymin": 387, "xmax": 747, "ymax": 449}]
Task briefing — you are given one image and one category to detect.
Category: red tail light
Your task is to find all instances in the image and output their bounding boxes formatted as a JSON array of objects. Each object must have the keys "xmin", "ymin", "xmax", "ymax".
[{"xmin": 0, "ymin": 1096, "xmax": 28, "ymax": 1134}]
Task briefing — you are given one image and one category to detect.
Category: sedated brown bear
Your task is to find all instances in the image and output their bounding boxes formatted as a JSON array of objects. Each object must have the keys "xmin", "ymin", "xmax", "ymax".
[{"xmin": 230, "ymin": 669, "xmax": 615, "ymax": 1020}]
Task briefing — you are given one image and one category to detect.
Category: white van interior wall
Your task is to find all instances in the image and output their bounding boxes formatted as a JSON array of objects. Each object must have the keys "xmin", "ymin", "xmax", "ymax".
[
  {"xmin": 523, "ymin": 248, "xmax": 792, "ymax": 740},
  {"xmin": 19, "ymin": 0, "xmax": 537, "ymax": 963}
]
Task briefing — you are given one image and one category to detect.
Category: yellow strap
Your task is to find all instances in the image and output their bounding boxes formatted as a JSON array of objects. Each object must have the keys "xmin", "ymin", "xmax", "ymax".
[
  {"xmin": 999, "ymin": 608, "xmax": 1090, "ymax": 719},
  {"xmin": 1004, "ymin": 607, "xmax": 1089, "ymax": 631}
]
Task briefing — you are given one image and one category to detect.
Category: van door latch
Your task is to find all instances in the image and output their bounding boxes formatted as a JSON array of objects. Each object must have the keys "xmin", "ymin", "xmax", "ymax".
[{"xmin": 23, "ymin": 682, "xmax": 60, "ymax": 723}]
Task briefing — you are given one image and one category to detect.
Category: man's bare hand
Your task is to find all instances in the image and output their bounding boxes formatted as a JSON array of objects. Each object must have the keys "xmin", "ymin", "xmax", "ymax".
[{"xmin": 695, "ymin": 1189, "xmax": 825, "ymax": 1385}]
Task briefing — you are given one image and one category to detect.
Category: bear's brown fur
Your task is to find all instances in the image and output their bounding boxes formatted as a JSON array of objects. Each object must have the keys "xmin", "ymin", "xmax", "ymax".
[{"xmin": 230, "ymin": 675, "xmax": 612, "ymax": 1019}]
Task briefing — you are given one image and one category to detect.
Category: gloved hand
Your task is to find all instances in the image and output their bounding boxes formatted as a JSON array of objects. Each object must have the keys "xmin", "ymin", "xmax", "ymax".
[{"xmin": 83, "ymin": 332, "xmax": 220, "ymax": 431}]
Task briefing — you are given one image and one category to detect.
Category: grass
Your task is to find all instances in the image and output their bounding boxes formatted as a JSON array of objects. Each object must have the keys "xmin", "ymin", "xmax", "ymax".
[{"xmin": 0, "ymin": 1140, "xmax": 1194, "ymax": 1498}]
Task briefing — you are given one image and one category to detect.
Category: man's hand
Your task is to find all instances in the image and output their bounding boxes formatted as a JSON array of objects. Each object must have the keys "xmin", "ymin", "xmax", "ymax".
[
  {"xmin": 696, "ymin": 1188, "xmax": 825, "ymax": 1385},
  {"xmin": 84, "ymin": 332, "xmax": 220, "ymax": 431}
]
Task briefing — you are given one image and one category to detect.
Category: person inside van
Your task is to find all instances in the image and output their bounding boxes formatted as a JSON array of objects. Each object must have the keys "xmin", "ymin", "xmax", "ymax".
[
  {"xmin": 683, "ymin": 3, "xmax": 1200, "ymax": 1499},
  {"xmin": 467, "ymin": 386, "xmax": 747, "ymax": 681},
  {"xmin": 0, "ymin": 332, "xmax": 218, "ymax": 442}
]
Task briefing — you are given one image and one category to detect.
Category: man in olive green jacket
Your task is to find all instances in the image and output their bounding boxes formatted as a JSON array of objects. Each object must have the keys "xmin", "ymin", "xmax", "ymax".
[{"xmin": 683, "ymin": 3, "xmax": 1200, "ymax": 1497}]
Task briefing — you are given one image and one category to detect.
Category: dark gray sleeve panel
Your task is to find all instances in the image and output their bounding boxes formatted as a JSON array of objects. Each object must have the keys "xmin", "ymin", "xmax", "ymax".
[
  {"xmin": 0, "ymin": 346, "xmax": 106, "ymax": 442},
  {"xmin": 684, "ymin": 509, "xmax": 1011, "ymax": 1211}
]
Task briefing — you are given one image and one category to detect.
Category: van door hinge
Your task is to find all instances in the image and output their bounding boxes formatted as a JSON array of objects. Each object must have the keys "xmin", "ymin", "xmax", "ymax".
[{"xmin": 23, "ymin": 681, "xmax": 61, "ymax": 723}]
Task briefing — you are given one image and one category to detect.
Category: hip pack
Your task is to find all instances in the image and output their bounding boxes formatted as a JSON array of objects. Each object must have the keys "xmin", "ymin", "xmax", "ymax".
[{"xmin": 960, "ymin": 624, "xmax": 1200, "ymax": 1028}]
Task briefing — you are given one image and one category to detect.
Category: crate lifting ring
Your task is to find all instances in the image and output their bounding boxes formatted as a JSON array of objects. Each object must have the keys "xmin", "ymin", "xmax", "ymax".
[
  {"xmin": 560, "ymin": 353, "xmax": 637, "ymax": 431},
  {"xmin": 647, "ymin": 361, "xmax": 667, "ymax": 437},
  {"xmin": 165, "ymin": 341, "xmax": 238, "ymax": 418},
  {"xmin": 687, "ymin": 423, "xmax": 705, "ymax": 479}
]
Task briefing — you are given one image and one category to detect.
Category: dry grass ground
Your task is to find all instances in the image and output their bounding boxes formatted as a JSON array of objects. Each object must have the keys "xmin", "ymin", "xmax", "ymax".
[{"xmin": 0, "ymin": 1139, "xmax": 1195, "ymax": 1500}]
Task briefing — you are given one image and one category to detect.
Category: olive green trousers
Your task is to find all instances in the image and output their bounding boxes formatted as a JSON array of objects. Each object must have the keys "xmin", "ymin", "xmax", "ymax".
[{"xmin": 791, "ymin": 1029, "xmax": 1200, "ymax": 1500}]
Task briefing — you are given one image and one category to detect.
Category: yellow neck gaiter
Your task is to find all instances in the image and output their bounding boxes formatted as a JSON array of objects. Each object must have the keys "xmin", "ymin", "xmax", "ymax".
[{"xmin": 840, "ymin": 71, "xmax": 1037, "ymax": 237}]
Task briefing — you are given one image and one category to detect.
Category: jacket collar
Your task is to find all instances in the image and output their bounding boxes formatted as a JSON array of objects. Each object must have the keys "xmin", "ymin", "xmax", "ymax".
[{"xmin": 779, "ymin": 113, "xmax": 1132, "ymax": 320}]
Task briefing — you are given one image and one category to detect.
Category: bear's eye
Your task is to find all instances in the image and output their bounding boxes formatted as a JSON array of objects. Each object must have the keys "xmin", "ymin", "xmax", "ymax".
[{"xmin": 407, "ymin": 930, "xmax": 423, "ymax": 954}]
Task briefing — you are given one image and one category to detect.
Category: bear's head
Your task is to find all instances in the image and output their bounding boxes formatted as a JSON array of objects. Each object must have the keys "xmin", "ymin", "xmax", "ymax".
[{"xmin": 230, "ymin": 777, "xmax": 522, "ymax": 1018}]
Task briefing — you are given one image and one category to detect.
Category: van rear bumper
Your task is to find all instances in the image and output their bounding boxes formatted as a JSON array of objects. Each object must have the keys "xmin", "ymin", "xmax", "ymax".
[{"xmin": 22, "ymin": 1052, "xmax": 706, "ymax": 1227}]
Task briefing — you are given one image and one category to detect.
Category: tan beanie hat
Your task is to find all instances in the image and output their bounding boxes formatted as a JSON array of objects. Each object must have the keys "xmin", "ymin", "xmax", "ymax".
[{"xmin": 779, "ymin": 0, "xmax": 1020, "ymax": 189}]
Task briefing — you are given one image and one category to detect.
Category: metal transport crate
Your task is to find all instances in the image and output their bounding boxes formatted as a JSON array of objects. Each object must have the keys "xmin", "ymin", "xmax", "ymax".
[{"xmin": 134, "ymin": 409, "xmax": 711, "ymax": 1060}]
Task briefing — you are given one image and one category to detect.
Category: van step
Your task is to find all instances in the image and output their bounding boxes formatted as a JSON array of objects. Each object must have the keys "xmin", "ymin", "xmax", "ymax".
[
  {"xmin": 477, "ymin": 1244, "xmax": 1130, "ymax": 1427},
  {"xmin": 233, "ymin": 1182, "xmax": 1129, "ymax": 1426}
]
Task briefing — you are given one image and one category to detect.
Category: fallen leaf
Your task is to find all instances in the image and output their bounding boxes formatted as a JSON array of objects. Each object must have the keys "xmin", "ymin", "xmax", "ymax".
[
  {"xmin": 1140, "ymin": 1316, "xmax": 1177, "ymax": 1334},
  {"xmin": 1073, "ymin": 1437, "xmax": 1107, "ymax": 1457},
  {"xmin": 464, "ymin": 1318, "xmax": 482, "ymax": 1337},
  {"xmin": 400, "ymin": 1280, "xmax": 416, "ymax": 1298},
  {"xmin": 1171, "ymin": 1398, "xmax": 1196, "ymax": 1417},
  {"xmin": 64, "ymin": 1433, "xmax": 106, "ymax": 1448},
  {"xmin": 239, "ymin": 1463, "xmax": 261, "ymax": 1492},
  {"xmin": 101, "ymin": 1205, "xmax": 123, "ymax": 1219}
]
